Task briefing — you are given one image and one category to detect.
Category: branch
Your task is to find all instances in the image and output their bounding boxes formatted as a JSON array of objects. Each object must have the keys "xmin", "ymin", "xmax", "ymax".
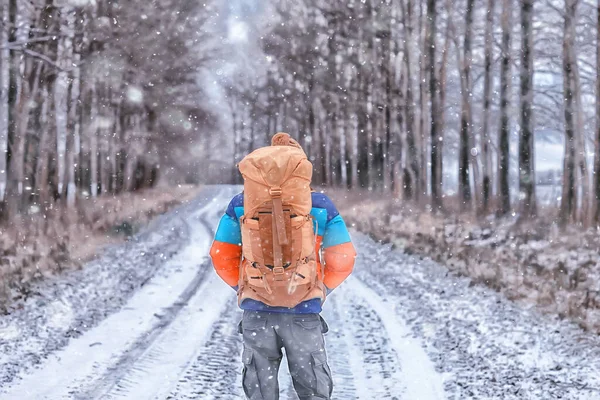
[
  {"xmin": 0, "ymin": 36, "xmax": 60, "ymax": 50},
  {"xmin": 18, "ymin": 49, "xmax": 66, "ymax": 71}
]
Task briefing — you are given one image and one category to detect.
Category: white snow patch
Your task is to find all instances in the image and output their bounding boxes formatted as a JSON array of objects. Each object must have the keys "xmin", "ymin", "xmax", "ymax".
[
  {"xmin": 346, "ymin": 277, "xmax": 447, "ymax": 400},
  {"xmin": 0, "ymin": 323, "xmax": 20, "ymax": 341},
  {"xmin": 45, "ymin": 299, "xmax": 75, "ymax": 331}
]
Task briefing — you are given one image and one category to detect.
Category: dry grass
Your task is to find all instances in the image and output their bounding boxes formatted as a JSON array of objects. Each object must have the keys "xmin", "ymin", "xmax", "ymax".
[
  {"xmin": 327, "ymin": 188, "xmax": 600, "ymax": 333},
  {"xmin": 0, "ymin": 185, "xmax": 201, "ymax": 311}
]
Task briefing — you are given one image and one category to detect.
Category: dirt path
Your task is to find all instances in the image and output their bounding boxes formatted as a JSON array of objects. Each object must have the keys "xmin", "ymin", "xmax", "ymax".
[{"xmin": 1, "ymin": 186, "xmax": 599, "ymax": 400}]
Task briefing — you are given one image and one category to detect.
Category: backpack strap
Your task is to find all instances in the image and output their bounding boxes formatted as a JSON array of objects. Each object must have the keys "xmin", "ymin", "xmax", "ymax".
[
  {"xmin": 269, "ymin": 187, "xmax": 288, "ymax": 244},
  {"xmin": 269, "ymin": 186, "xmax": 288, "ymax": 270}
]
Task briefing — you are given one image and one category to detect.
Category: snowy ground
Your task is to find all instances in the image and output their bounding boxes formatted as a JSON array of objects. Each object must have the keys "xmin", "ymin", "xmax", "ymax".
[{"xmin": 1, "ymin": 185, "xmax": 599, "ymax": 399}]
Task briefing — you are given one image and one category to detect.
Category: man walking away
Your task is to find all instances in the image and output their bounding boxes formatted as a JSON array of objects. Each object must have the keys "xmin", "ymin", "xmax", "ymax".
[{"xmin": 210, "ymin": 133, "xmax": 356, "ymax": 400}]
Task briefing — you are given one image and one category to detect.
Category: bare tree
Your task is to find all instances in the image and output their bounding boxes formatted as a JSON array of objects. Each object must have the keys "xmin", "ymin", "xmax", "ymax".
[
  {"xmin": 594, "ymin": 0, "xmax": 600, "ymax": 225},
  {"xmin": 458, "ymin": 0, "xmax": 475, "ymax": 210},
  {"xmin": 428, "ymin": 0, "xmax": 442, "ymax": 210},
  {"xmin": 481, "ymin": 0, "xmax": 495, "ymax": 213},
  {"xmin": 519, "ymin": 0, "xmax": 536, "ymax": 219},
  {"xmin": 571, "ymin": 2, "xmax": 590, "ymax": 225},
  {"xmin": 561, "ymin": 0, "xmax": 579, "ymax": 226},
  {"xmin": 0, "ymin": 0, "xmax": 9, "ymax": 203},
  {"xmin": 498, "ymin": 0, "xmax": 512, "ymax": 215},
  {"xmin": 399, "ymin": 0, "xmax": 420, "ymax": 199}
]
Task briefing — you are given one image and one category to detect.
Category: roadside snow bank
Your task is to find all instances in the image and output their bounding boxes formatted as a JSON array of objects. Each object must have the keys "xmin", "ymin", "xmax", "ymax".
[
  {"xmin": 0, "ymin": 185, "xmax": 201, "ymax": 313},
  {"xmin": 332, "ymin": 191, "xmax": 600, "ymax": 333}
]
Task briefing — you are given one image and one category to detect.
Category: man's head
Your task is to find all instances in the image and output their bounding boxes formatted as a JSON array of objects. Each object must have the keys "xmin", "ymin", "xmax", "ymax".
[{"xmin": 271, "ymin": 132, "xmax": 302, "ymax": 150}]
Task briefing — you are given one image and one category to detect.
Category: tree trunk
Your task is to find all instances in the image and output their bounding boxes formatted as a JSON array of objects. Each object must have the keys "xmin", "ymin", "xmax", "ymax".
[
  {"xmin": 230, "ymin": 94, "xmax": 239, "ymax": 184},
  {"xmin": 338, "ymin": 107, "xmax": 347, "ymax": 188},
  {"xmin": 436, "ymin": 10, "xmax": 451, "ymax": 205},
  {"xmin": 594, "ymin": 0, "xmax": 600, "ymax": 225},
  {"xmin": 366, "ymin": 1, "xmax": 376, "ymax": 191},
  {"xmin": 35, "ymin": 84, "xmax": 51, "ymax": 208},
  {"xmin": 561, "ymin": 0, "xmax": 578, "ymax": 226},
  {"xmin": 0, "ymin": 0, "xmax": 9, "ymax": 202},
  {"xmin": 324, "ymin": 112, "xmax": 332, "ymax": 186},
  {"xmin": 570, "ymin": 1, "xmax": 589, "ymax": 225},
  {"xmin": 482, "ymin": 0, "xmax": 495, "ymax": 213},
  {"xmin": 312, "ymin": 99, "xmax": 323, "ymax": 185},
  {"xmin": 498, "ymin": 0, "xmax": 512, "ymax": 215},
  {"xmin": 6, "ymin": 58, "xmax": 43, "ymax": 218},
  {"xmin": 427, "ymin": 0, "xmax": 442, "ymax": 210},
  {"xmin": 89, "ymin": 84, "xmax": 98, "ymax": 197},
  {"xmin": 383, "ymin": 28, "xmax": 393, "ymax": 192},
  {"xmin": 65, "ymin": 50, "xmax": 80, "ymax": 206},
  {"xmin": 3, "ymin": 0, "xmax": 18, "ymax": 219},
  {"xmin": 418, "ymin": 0, "xmax": 428, "ymax": 199},
  {"xmin": 399, "ymin": 0, "xmax": 419, "ymax": 199},
  {"xmin": 459, "ymin": 0, "xmax": 475, "ymax": 211},
  {"xmin": 350, "ymin": 110, "xmax": 359, "ymax": 189},
  {"xmin": 350, "ymin": 64, "xmax": 359, "ymax": 189},
  {"xmin": 519, "ymin": 0, "xmax": 537, "ymax": 219},
  {"xmin": 55, "ymin": 46, "xmax": 69, "ymax": 197}
]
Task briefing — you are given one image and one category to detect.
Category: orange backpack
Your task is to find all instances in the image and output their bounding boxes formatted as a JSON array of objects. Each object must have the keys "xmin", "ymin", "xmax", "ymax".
[{"xmin": 237, "ymin": 134, "xmax": 325, "ymax": 308}]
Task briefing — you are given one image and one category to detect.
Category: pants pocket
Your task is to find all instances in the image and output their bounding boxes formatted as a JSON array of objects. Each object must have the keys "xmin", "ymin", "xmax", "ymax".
[
  {"xmin": 241, "ymin": 347, "xmax": 260, "ymax": 399},
  {"xmin": 311, "ymin": 350, "xmax": 333, "ymax": 399},
  {"xmin": 319, "ymin": 315, "xmax": 329, "ymax": 334}
]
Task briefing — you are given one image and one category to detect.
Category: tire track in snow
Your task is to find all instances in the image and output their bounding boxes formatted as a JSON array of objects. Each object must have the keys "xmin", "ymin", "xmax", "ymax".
[
  {"xmin": 344, "ymin": 276, "xmax": 446, "ymax": 400},
  {"xmin": 94, "ymin": 273, "xmax": 236, "ymax": 400},
  {"xmin": 335, "ymin": 284, "xmax": 406, "ymax": 399},
  {"xmin": 166, "ymin": 269, "xmax": 443, "ymax": 400},
  {"xmin": 1, "ymin": 186, "xmax": 236, "ymax": 400},
  {"xmin": 82, "ymin": 190, "xmax": 234, "ymax": 399},
  {"xmin": 167, "ymin": 298, "xmax": 243, "ymax": 400},
  {"xmin": 322, "ymin": 294, "xmax": 364, "ymax": 400}
]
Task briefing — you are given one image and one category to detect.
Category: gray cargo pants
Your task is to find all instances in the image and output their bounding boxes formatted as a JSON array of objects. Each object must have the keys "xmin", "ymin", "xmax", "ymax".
[{"xmin": 239, "ymin": 310, "xmax": 333, "ymax": 400}]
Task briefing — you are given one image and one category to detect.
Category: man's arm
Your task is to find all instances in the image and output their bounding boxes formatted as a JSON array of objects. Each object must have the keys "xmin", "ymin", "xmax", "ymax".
[
  {"xmin": 315, "ymin": 193, "xmax": 357, "ymax": 292},
  {"xmin": 209, "ymin": 194, "xmax": 243, "ymax": 288}
]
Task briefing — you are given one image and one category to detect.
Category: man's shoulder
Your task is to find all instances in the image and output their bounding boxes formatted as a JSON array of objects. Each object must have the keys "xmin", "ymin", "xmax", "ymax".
[
  {"xmin": 226, "ymin": 192, "xmax": 244, "ymax": 217},
  {"xmin": 230, "ymin": 192, "xmax": 244, "ymax": 206},
  {"xmin": 310, "ymin": 192, "xmax": 339, "ymax": 221}
]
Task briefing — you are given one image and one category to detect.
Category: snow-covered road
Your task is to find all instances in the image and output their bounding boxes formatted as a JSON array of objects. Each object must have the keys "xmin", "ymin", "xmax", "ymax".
[{"xmin": 1, "ymin": 186, "xmax": 600, "ymax": 400}]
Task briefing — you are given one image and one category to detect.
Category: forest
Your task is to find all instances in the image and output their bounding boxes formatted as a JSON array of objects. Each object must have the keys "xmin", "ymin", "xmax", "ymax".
[
  {"xmin": 3, "ymin": 0, "xmax": 600, "ymax": 228},
  {"xmin": 227, "ymin": 0, "xmax": 600, "ymax": 227},
  {"xmin": 0, "ymin": 0, "xmax": 215, "ymax": 223}
]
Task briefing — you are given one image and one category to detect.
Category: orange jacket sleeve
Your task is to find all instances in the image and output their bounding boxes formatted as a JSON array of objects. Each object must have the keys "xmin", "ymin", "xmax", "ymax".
[
  {"xmin": 209, "ymin": 240, "xmax": 242, "ymax": 287},
  {"xmin": 319, "ymin": 205, "xmax": 356, "ymax": 290},
  {"xmin": 322, "ymin": 242, "xmax": 356, "ymax": 290}
]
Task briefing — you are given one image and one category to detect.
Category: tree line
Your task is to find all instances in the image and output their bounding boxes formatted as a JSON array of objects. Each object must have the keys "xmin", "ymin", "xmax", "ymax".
[
  {"xmin": 228, "ymin": 0, "xmax": 600, "ymax": 227},
  {"xmin": 0, "ymin": 0, "xmax": 215, "ymax": 222}
]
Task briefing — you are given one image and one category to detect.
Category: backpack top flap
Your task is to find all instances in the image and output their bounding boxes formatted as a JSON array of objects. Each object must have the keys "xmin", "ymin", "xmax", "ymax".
[{"xmin": 239, "ymin": 145, "xmax": 313, "ymax": 218}]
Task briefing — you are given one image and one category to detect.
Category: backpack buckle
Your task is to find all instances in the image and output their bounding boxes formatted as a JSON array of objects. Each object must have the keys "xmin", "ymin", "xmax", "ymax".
[
  {"xmin": 273, "ymin": 266, "xmax": 285, "ymax": 275},
  {"xmin": 269, "ymin": 187, "xmax": 282, "ymax": 198}
]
